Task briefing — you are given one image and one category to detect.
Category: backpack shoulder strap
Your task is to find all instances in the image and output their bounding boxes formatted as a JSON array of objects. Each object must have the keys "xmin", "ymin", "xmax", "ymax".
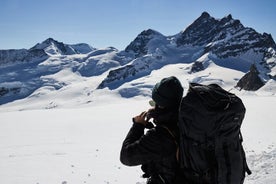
[{"xmin": 160, "ymin": 125, "xmax": 180, "ymax": 161}]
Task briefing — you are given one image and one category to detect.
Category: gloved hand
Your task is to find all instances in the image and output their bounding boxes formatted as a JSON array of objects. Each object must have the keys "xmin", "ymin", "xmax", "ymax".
[{"xmin": 132, "ymin": 111, "xmax": 154, "ymax": 129}]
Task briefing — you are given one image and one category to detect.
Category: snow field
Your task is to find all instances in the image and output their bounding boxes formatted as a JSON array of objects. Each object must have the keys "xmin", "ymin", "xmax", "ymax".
[{"xmin": 0, "ymin": 96, "xmax": 275, "ymax": 184}]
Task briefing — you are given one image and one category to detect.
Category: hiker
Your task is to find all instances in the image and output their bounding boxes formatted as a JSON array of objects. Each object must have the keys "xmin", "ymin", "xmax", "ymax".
[{"xmin": 120, "ymin": 76, "xmax": 184, "ymax": 184}]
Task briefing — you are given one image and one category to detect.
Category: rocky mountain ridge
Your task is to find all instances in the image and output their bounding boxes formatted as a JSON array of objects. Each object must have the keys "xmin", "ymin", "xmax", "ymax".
[
  {"xmin": 30, "ymin": 38, "xmax": 95, "ymax": 55},
  {"xmin": 0, "ymin": 12, "xmax": 275, "ymax": 106},
  {"xmin": 99, "ymin": 12, "xmax": 275, "ymax": 90}
]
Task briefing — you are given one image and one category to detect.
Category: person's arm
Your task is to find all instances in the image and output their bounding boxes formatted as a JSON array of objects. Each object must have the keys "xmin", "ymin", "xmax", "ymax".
[{"xmin": 120, "ymin": 111, "xmax": 163, "ymax": 166}]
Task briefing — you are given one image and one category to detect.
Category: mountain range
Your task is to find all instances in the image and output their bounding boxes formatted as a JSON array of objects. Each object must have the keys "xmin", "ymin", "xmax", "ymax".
[{"xmin": 0, "ymin": 12, "xmax": 275, "ymax": 107}]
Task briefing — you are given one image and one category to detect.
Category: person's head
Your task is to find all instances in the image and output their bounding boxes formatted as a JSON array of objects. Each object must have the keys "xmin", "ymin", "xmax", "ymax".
[
  {"xmin": 147, "ymin": 76, "xmax": 183, "ymax": 126},
  {"xmin": 151, "ymin": 76, "xmax": 183, "ymax": 110}
]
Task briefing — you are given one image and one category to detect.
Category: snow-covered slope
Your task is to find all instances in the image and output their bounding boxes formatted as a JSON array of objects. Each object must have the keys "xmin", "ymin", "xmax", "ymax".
[
  {"xmin": 0, "ymin": 40, "xmax": 132, "ymax": 105},
  {"xmin": 0, "ymin": 92, "xmax": 275, "ymax": 184}
]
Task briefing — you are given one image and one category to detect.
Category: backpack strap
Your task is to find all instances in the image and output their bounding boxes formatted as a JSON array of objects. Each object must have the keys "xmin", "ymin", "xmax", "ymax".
[
  {"xmin": 160, "ymin": 125, "xmax": 180, "ymax": 161},
  {"xmin": 239, "ymin": 132, "xmax": 252, "ymax": 175},
  {"xmin": 214, "ymin": 132, "xmax": 252, "ymax": 184}
]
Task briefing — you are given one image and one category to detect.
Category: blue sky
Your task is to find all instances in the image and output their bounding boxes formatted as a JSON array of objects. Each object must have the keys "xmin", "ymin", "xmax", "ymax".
[{"xmin": 0, "ymin": 0, "xmax": 275, "ymax": 50}]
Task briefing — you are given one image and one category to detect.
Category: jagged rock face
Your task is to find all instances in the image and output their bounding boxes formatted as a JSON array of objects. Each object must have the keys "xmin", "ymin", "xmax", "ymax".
[
  {"xmin": 211, "ymin": 31, "xmax": 276, "ymax": 58},
  {"xmin": 190, "ymin": 61, "xmax": 205, "ymax": 73},
  {"xmin": 263, "ymin": 48, "xmax": 276, "ymax": 80},
  {"xmin": 176, "ymin": 12, "xmax": 276, "ymax": 59},
  {"xmin": 98, "ymin": 65, "xmax": 138, "ymax": 89},
  {"xmin": 176, "ymin": 12, "xmax": 221, "ymax": 46},
  {"xmin": 237, "ymin": 64, "xmax": 264, "ymax": 90},
  {"xmin": 98, "ymin": 56, "xmax": 153, "ymax": 89},
  {"xmin": 125, "ymin": 29, "xmax": 163, "ymax": 57}
]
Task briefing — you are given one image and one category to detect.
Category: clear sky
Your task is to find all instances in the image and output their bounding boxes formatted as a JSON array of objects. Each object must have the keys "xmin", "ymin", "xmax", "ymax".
[{"xmin": 0, "ymin": 0, "xmax": 275, "ymax": 50}]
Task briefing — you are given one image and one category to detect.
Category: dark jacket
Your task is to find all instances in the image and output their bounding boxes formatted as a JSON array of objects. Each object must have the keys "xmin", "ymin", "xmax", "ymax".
[{"xmin": 120, "ymin": 123, "xmax": 179, "ymax": 184}]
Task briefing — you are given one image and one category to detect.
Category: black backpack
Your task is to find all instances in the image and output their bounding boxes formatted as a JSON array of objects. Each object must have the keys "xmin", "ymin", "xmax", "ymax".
[{"xmin": 177, "ymin": 83, "xmax": 251, "ymax": 184}]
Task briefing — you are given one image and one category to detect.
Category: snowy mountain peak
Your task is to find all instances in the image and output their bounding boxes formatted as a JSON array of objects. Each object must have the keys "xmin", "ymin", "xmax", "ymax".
[
  {"xmin": 32, "ymin": 37, "xmax": 59, "ymax": 49},
  {"xmin": 199, "ymin": 11, "xmax": 211, "ymax": 20},
  {"xmin": 176, "ymin": 13, "xmax": 217, "ymax": 46},
  {"xmin": 43, "ymin": 37, "xmax": 56, "ymax": 44},
  {"xmin": 31, "ymin": 38, "xmax": 94, "ymax": 55},
  {"xmin": 125, "ymin": 29, "xmax": 165, "ymax": 57},
  {"xmin": 225, "ymin": 14, "xmax": 232, "ymax": 20},
  {"xmin": 176, "ymin": 13, "xmax": 244, "ymax": 47},
  {"xmin": 31, "ymin": 38, "xmax": 74, "ymax": 55}
]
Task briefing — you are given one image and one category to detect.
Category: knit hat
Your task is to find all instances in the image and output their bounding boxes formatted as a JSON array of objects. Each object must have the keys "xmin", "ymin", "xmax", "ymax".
[{"xmin": 151, "ymin": 76, "xmax": 183, "ymax": 108}]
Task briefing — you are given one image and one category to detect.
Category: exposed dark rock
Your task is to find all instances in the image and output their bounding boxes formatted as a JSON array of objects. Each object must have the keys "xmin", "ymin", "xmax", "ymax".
[
  {"xmin": 176, "ymin": 12, "xmax": 276, "ymax": 59},
  {"xmin": 176, "ymin": 12, "xmax": 219, "ymax": 46},
  {"xmin": 0, "ymin": 87, "xmax": 21, "ymax": 97},
  {"xmin": 236, "ymin": 64, "xmax": 265, "ymax": 90},
  {"xmin": 190, "ymin": 61, "xmax": 205, "ymax": 73},
  {"xmin": 0, "ymin": 87, "xmax": 9, "ymax": 96}
]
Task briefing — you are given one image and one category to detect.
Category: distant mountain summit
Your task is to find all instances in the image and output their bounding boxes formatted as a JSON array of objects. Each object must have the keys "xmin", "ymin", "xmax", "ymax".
[
  {"xmin": 0, "ymin": 38, "xmax": 95, "ymax": 65},
  {"xmin": 31, "ymin": 38, "xmax": 95, "ymax": 55},
  {"xmin": 177, "ymin": 12, "xmax": 275, "ymax": 53}
]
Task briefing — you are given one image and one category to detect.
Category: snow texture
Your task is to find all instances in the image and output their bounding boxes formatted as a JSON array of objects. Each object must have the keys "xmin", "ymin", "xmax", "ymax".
[{"xmin": 0, "ymin": 95, "xmax": 275, "ymax": 184}]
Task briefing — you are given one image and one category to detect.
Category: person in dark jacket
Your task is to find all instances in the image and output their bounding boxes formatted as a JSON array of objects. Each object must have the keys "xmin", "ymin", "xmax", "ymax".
[{"xmin": 120, "ymin": 76, "xmax": 184, "ymax": 184}]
